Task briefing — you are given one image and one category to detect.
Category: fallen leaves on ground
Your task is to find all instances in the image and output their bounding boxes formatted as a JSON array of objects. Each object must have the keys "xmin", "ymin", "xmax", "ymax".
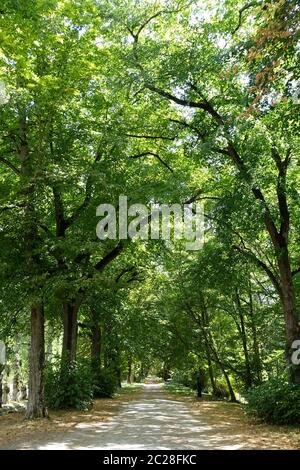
[
  {"xmin": 165, "ymin": 391, "xmax": 300, "ymax": 450},
  {"xmin": 0, "ymin": 387, "xmax": 142, "ymax": 449}
]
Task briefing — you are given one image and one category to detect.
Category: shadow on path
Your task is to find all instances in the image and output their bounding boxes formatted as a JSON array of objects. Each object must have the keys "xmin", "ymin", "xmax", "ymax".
[{"xmin": 4, "ymin": 385, "xmax": 245, "ymax": 450}]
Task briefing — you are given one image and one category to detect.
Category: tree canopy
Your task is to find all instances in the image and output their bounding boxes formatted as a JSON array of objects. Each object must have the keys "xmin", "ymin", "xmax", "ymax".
[{"xmin": 0, "ymin": 0, "xmax": 299, "ymax": 421}]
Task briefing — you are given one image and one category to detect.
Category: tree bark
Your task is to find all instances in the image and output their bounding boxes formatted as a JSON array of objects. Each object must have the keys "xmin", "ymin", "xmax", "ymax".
[
  {"xmin": 278, "ymin": 249, "xmax": 300, "ymax": 384},
  {"xmin": 0, "ymin": 364, "xmax": 4, "ymax": 408},
  {"xmin": 26, "ymin": 306, "xmax": 47, "ymax": 419},
  {"xmin": 91, "ymin": 314, "xmax": 102, "ymax": 371},
  {"xmin": 62, "ymin": 300, "xmax": 80, "ymax": 363},
  {"xmin": 248, "ymin": 280, "xmax": 262, "ymax": 384},
  {"xmin": 12, "ymin": 356, "xmax": 21, "ymax": 401},
  {"xmin": 198, "ymin": 298, "xmax": 237, "ymax": 402},
  {"xmin": 205, "ymin": 338, "xmax": 217, "ymax": 395},
  {"xmin": 236, "ymin": 291, "xmax": 252, "ymax": 389},
  {"xmin": 127, "ymin": 357, "xmax": 132, "ymax": 384}
]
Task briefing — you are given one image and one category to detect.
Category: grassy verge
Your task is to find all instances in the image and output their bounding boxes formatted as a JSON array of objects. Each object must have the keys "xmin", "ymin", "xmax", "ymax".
[
  {"xmin": 163, "ymin": 382, "xmax": 196, "ymax": 396},
  {"xmin": 163, "ymin": 381, "xmax": 215, "ymax": 400}
]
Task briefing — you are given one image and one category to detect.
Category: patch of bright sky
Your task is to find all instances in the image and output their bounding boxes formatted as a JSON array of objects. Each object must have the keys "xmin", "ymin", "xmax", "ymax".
[
  {"xmin": 189, "ymin": 0, "xmax": 220, "ymax": 24},
  {"xmin": 238, "ymin": 72, "xmax": 250, "ymax": 89}
]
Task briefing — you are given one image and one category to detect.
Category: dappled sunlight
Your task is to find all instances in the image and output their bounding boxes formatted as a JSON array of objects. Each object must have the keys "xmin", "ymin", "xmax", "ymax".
[
  {"xmin": 0, "ymin": 387, "xmax": 272, "ymax": 449},
  {"xmin": 1, "ymin": 386, "xmax": 300, "ymax": 450}
]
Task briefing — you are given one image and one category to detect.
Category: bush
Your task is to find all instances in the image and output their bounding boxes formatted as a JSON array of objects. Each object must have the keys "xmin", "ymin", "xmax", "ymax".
[
  {"xmin": 92, "ymin": 367, "xmax": 119, "ymax": 398},
  {"xmin": 45, "ymin": 359, "xmax": 93, "ymax": 410},
  {"xmin": 171, "ymin": 370, "xmax": 197, "ymax": 389},
  {"xmin": 214, "ymin": 380, "xmax": 230, "ymax": 399},
  {"xmin": 246, "ymin": 378, "xmax": 300, "ymax": 425}
]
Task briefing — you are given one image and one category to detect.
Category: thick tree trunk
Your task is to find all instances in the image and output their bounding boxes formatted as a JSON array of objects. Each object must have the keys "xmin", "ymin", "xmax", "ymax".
[
  {"xmin": 26, "ymin": 306, "xmax": 47, "ymax": 419},
  {"xmin": 278, "ymin": 250, "xmax": 300, "ymax": 384},
  {"xmin": 62, "ymin": 300, "xmax": 79, "ymax": 363}
]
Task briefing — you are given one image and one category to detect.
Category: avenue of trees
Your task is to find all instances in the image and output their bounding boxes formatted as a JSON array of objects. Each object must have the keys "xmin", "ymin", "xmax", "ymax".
[{"xmin": 0, "ymin": 0, "xmax": 299, "ymax": 423}]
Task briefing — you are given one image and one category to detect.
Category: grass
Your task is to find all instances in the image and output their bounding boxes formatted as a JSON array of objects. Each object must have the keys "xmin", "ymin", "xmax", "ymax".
[{"xmin": 163, "ymin": 382, "xmax": 196, "ymax": 396}]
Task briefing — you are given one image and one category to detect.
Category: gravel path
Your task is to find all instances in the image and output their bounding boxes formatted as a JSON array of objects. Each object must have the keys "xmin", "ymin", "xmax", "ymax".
[{"xmin": 4, "ymin": 385, "xmax": 244, "ymax": 450}]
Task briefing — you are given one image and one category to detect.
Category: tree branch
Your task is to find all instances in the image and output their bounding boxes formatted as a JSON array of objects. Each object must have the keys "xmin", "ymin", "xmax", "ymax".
[
  {"xmin": 52, "ymin": 186, "xmax": 67, "ymax": 237},
  {"xmin": 64, "ymin": 147, "xmax": 102, "ymax": 229},
  {"xmin": 124, "ymin": 133, "xmax": 175, "ymax": 141},
  {"xmin": 115, "ymin": 265, "xmax": 136, "ymax": 283},
  {"xmin": 150, "ymin": 83, "xmax": 281, "ymax": 249},
  {"xmin": 169, "ymin": 118, "xmax": 206, "ymax": 140},
  {"xmin": 129, "ymin": 151, "xmax": 174, "ymax": 172},
  {"xmin": 233, "ymin": 244, "xmax": 281, "ymax": 295},
  {"xmin": 292, "ymin": 266, "xmax": 300, "ymax": 277},
  {"xmin": 146, "ymin": 83, "xmax": 210, "ymax": 111},
  {"xmin": 0, "ymin": 156, "xmax": 20, "ymax": 175},
  {"xmin": 232, "ymin": 1, "xmax": 259, "ymax": 34},
  {"xmin": 94, "ymin": 242, "xmax": 124, "ymax": 272},
  {"xmin": 271, "ymin": 146, "xmax": 290, "ymax": 241},
  {"xmin": 127, "ymin": 11, "xmax": 164, "ymax": 43}
]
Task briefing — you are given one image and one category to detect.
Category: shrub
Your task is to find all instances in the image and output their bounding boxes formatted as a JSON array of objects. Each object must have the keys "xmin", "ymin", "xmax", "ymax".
[
  {"xmin": 92, "ymin": 367, "xmax": 119, "ymax": 398},
  {"xmin": 171, "ymin": 370, "xmax": 197, "ymax": 389},
  {"xmin": 246, "ymin": 378, "xmax": 300, "ymax": 425},
  {"xmin": 45, "ymin": 358, "xmax": 93, "ymax": 410},
  {"xmin": 214, "ymin": 380, "xmax": 230, "ymax": 399}
]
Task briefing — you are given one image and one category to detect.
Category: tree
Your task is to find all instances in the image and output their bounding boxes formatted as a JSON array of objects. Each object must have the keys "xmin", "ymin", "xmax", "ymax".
[{"xmin": 112, "ymin": 0, "xmax": 300, "ymax": 383}]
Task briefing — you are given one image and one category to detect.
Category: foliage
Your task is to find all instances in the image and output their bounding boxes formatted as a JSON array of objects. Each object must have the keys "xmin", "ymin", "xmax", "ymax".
[
  {"xmin": 45, "ymin": 358, "xmax": 93, "ymax": 410},
  {"xmin": 246, "ymin": 379, "xmax": 300, "ymax": 425},
  {"xmin": 0, "ymin": 0, "xmax": 299, "ymax": 422},
  {"xmin": 171, "ymin": 369, "xmax": 199, "ymax": 390},
  {"xmin": 92, "ymin": 367, "xmax": 119, "ymax": 398}
]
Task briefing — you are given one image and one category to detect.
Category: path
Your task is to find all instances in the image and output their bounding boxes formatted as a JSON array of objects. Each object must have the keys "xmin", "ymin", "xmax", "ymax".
[{"xmin": 3, "ymin": 384, "xmax": 246, "ymax": 450}]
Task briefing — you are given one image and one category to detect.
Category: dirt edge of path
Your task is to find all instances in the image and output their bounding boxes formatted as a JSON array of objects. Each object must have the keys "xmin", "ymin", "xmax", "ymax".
[
  {"xmin": 0, "ymin": 386, "xmax": 143, "ymax": 449},
  {"xmin": 164, "ymin": 388, "xmax": 300, "ymax": 450}
]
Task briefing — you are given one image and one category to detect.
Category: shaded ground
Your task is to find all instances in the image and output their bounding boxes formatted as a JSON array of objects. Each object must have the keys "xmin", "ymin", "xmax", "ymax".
[{"xmin": 0, "ymin": 384, "xmax": 300, "ymax": 450}]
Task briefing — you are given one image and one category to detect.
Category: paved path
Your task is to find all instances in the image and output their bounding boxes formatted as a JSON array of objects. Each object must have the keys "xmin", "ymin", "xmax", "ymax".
[{"xmin": 5, "ymin": 385, "xmax": 244, "ymax": 450}]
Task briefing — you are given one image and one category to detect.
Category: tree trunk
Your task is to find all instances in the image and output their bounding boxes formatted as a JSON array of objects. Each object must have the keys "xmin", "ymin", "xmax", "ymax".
[
  {"xmin": 278, "ymin": 249, "xmax": 300, "ymax": 384},
  {"xmin": 127, "ymin": 357, "xmax": 133, "ymax": 384},
  {"xmin": 12, "ymin": 356, "xmax": 20, "ymax": 401},
  {"xmin": 236, "ymin": 291, "xmax": 252, "ymax": 389},
  {"xmin": 205, "ymin": 340, "xmax": 217, "ymax": 395},
  {"xmin": 0, "ymin": 364, "xmax": 4, "ymax": 408},
  {"xmin": 91, "ymin": 318, "xmax": 102, "ymax": 372},
  {"xmin": 248, "ymin": 280, "xmax": 262, "ymax": 384},
  {"xmin": 208, "ymin": 336, "xmax": 237, "ymax": 402},
  {"xmin": 199, "ymin": 297, "xmax": 237, "ymax": 402},
  {"xmin": 62, "ymin": 300, "xmax": 79, "ymax": 363},
  {"xmin": 222, "ymin": 367, "xmax": 237, "ymax": 402},
  {"xmin": 26, "ymin": 306, "xmax": 47, "ymax": 419}
]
